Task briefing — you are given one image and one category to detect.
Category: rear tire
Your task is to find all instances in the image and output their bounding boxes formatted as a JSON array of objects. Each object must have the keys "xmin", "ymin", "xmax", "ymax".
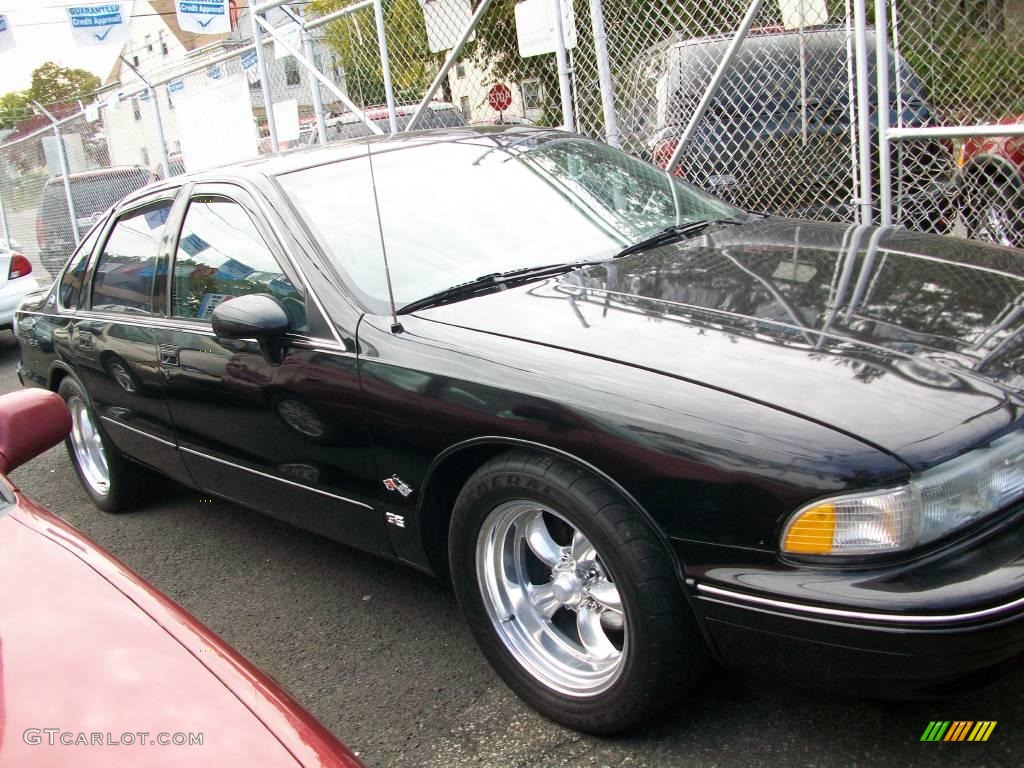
[
  {"xmin": 449, "ymin": 450, "xmax": 707, "ymax": 734},
  {"xmin": 58, "ymin": 375, "xmax": 154, "ymax": 513}
]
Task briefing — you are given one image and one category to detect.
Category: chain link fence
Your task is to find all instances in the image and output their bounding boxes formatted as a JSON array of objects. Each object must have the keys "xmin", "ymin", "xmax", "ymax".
[
  {"xmin": 889, "ymin": 0, "xmax": 1024, "ymax": 246},
  {"xmin": 1, "ymin": 0, "xmax": 1021, "ymax": 287}
]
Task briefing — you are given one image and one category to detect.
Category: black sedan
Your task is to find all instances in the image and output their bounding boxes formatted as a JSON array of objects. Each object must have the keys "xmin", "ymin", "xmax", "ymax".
[{"xmin": 15, "ymin": 127, "xmax": 1024, "ymax": 734}]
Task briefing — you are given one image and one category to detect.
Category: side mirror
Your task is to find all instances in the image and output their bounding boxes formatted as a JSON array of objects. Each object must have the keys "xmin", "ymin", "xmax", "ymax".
[
  {"xmin": 211, "ymin": 294, "xmax": 291, "ymax": 365},
  {"xmin": 0, "ymin": 390, "xmax": 72, "ymax": 476}
]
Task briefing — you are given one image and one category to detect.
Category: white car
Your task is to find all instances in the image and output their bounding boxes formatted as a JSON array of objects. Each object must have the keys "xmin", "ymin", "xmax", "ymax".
[{"xmin": 0, "ymin": 241, "xmax": 40, "ymax": 331}]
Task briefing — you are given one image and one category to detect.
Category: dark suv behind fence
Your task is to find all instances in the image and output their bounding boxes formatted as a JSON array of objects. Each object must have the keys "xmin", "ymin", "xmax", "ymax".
[
  {"xmin": 36, "ymin": 167, "xmax": 150, "ymax": 277},
  {"xmin": 625, "ymin": 26, "xmax": 955, "ymax": 231}
]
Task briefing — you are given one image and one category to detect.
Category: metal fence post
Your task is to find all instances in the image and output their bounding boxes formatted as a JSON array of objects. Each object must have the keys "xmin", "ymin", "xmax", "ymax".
[
  {"xmin": 0, "ymin": 184, "xmax": 10, "ymax": 247},
  {"xmin": 32, "ymin": 101, "xmax": 80, "ymax": 247},
  {"xmin": 852, "ymin": 0, "xmax": 874, "ymax": 225},
  {"xmin": 303, "ymin": 27, "xmax": 329, "ymax": 144},
  {"xmin": 372, "ymin": 0, "xmax": 399, "ymax": 133},
  {"xmin": 873, "ymin": 0, "xmax": 893, "ymax": 225},
  {"xmin": 588, "ymin": 0, "xmax": 619, "ymax": 147},
  {"xmin": 150, "ymin": 86, "xmax": 171, "ymax": 178},
  {"xmin": 253, "ymin": 11, "xmax": 279, "ymax": 152},
  {"xmin": 551, "ymin": 0, "xmax": 575, "ymax": 131},
  {"xmin": 665, "ymin": 0, "xmax": 763, "ymax": 173}
]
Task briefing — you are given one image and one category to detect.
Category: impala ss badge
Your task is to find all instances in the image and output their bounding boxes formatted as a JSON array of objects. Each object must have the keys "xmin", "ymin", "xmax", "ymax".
[{"xmin": 383, "ymin": 476, "xmax": 414, "ymax": 497}]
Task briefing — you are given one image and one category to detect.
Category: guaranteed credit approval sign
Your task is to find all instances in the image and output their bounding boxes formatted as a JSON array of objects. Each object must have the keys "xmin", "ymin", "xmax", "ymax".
[
  {"xmin": 66, "ymin": 3, "xmax": 131, "ymax": 46},
  {"xmin": 176, "ymin": 1, "xmax": 232, "ymax": 35}
]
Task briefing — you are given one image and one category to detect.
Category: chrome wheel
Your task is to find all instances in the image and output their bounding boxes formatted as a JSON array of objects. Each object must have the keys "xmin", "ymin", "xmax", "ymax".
[
  {"xmin": 67, "ymin": 395, "xmax": 110, "ymax": 496},
  {"xmin": 476, "ymin": 500, "xmax": 627, "ymax": 697}
]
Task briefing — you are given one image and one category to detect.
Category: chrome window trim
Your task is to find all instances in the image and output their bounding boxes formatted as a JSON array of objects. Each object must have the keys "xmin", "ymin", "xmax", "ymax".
[
  {"xmin": 39, "ymin": 308, "xmax": 352, "ymax": 354},
  {"xmin": 695, "ymin": 583, "xmax": 1024, "ymax": 626},
  {"xmin": 180, "ymin": 446, "xmax": 373, "ymax": 510},
  {"xmin": 99, "ymin": 416, "xmax": 177, "ymax": 448}
]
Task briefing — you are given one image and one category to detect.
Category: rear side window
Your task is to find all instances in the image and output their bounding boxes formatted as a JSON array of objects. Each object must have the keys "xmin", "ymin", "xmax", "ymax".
[
  {"xmin": 91, "ymin": 202, "xmax": 172, "ymax": 314},
  {"xmin": 58, "ymin": 220, "xmax": 104, "ymax": 309}
]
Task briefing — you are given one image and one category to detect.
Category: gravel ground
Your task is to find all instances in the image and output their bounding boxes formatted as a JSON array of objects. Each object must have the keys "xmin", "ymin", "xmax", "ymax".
[{"xmin": 1, "ymin": 330, "xmax": 1021, "ymax": 767}]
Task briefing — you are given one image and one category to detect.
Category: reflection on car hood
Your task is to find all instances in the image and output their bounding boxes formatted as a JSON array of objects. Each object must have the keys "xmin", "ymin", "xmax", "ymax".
[{"xmin": 416, "ymin": 217, "xmax": 1024, "ymax": 469}]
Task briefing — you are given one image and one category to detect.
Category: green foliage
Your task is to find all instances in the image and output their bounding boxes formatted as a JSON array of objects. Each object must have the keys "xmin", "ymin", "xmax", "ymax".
[
  {"xmin": 0, "ymin": 90, "xmax": 29, "ymax": 129},
  {"xmin": 311, "ymin": 0, "xmax": 436, "ymax": 106},
  {"xmin": 0, "ymin": 62, "xmax": 101, "ymax": 129}
]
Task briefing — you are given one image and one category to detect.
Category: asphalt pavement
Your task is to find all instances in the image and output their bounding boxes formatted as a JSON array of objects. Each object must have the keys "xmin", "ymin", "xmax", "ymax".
[{"xmin": 1, "ymin": 331, "xmax": 1020, "ymax": 768}]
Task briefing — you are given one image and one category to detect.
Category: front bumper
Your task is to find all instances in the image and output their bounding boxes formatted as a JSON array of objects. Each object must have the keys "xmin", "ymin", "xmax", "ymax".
[{"xmin": 686, "ymin": 505, "xmax": 1024, "ymax": 696}]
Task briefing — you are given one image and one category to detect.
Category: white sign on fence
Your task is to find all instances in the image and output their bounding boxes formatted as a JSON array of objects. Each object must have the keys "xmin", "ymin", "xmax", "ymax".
[
  {"xmin": 273, "ymin": 99, "xmax": 301, "ymax": 143},
  {"xmin": 777, "ymin": 0, "xmax": 828, "ymax": 29},
  {"xmin": 0, "ymin": 14, "xmax": 16, "ymax": 54},
  {"xmin": 515, "ymin": 0, "xmax": 577, "ymax": 58},
  {"xmin": 67, "ymin": 3, "xmax": 132, "ymax": 46},
  {"xmin": 176, "ymin": 74, "xmax": 258, "ymax": 172},
  {"xmin": 175, "ymin": 0, "xmax": 232, "ymax": 35},
  {"xmin": 419, "ymin": 0, "xmax": 474, "ymax": 54},
  {"xmin": 43, "ymin": 133, "xmax": 87, "ymax": 176}
]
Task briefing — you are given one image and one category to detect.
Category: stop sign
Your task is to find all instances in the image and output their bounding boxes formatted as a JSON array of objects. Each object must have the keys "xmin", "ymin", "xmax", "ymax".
[{"xmin": 488, "ymin": 83, "xmax": 513, "ymax": 112}]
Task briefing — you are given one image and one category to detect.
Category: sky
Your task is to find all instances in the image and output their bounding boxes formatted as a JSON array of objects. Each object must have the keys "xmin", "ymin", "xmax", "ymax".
[{"xmin": 0, "ymin": 0, "xmax": 126, "ymax": 95}]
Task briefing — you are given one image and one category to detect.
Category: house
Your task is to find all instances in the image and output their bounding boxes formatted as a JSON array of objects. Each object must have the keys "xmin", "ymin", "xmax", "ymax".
[
  {"xmin": 101, "ymin": 1, "xmax": 341, "ymax": 168},
  {"xmin": 101, "ymin": 0, "xmax": 237, "ymax": 168},
  {"xmin": 446, "ymin": 55, "xmax": 543, "ymax": 126}
]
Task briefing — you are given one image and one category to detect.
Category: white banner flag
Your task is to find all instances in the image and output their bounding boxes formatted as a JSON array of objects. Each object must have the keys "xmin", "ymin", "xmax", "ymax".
[
  {"xmin": 273, "ymin": 21, "xmax": 303, "ymax": 61},
  {"xmin": 514, "ymin": 0, "xmax": 577, "ymax": 58},
  {"xmin": 67, "ymin": 4, "xmax": 131, "ymax": 46},
  {"xmin": 176, "ymin": 75, "xmax": 257, "ymax": 172},
  {"xmin": 777, "ymin": 0, "xmax": 828, "ymax": 29},
  {"xmin": 0, "ymin": 14, "xmax": 16, "ymax": 54},
  {"xmin": 176, "ymin": 1, "xmax": 232, "ymax": 35},
  {"xmin": 419, "ymin": 0, "xmax": 474, "ymax": 54}
]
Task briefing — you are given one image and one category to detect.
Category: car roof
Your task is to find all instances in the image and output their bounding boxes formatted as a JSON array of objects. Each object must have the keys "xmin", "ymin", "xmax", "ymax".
[{"xmin": 122, "ymin": 125, "xmax": 566, "ymax": 203}]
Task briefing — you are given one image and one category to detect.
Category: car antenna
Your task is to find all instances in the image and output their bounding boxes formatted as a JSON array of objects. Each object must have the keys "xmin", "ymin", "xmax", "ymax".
[{"xmin": 363, "ymin": 131, "xmax": 403, "ymax": 334}]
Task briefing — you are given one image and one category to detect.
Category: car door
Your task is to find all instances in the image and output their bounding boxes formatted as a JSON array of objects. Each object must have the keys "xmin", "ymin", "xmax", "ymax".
[
  {"xmin": 70, "ymin": 193, "xmax": 192, "ymax": 486},
  {"xmin": 155, "ymin": 183, "xmax": 388, "ymax": 555}
]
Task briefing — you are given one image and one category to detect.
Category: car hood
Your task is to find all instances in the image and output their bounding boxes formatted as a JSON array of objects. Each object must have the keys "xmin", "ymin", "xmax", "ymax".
[
  {"xmin": 415, "ymin": 217, "xmax": 1024, "ymax": 469},
  {"xmin": 0, "ymin": 498, "xmax": 361, "ymax": 767}
]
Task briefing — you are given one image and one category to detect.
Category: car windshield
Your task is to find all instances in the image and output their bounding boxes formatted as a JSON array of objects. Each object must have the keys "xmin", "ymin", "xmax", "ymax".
[{"xmin": 277, "ymin": 132, "xmax": 739, "ymax": 314}]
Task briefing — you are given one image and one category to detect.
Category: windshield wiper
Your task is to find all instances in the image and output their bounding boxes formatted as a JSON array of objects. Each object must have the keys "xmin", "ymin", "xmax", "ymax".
[
  {"xmin": 613, "ymin": 217, "xmax": 746, "ymax": 259},
  {"xmin": 399, "ymin": 259, "xmax": 608, "ymax": 314}
]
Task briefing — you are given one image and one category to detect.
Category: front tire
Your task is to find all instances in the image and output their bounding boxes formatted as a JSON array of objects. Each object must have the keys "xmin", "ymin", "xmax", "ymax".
[
  {"xmin": 449, "ymin": 450, "xmax": 707, "ymax": 734},
  {"xmin": 58, "ymin": 375, "xmax": 153, "ymax": 512}
]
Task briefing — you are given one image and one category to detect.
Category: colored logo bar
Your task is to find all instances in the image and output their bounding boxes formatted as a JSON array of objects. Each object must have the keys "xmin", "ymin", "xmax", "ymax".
[{"xmin": 920, "ymin": 721, "xmax": 997, "ymax": 742}]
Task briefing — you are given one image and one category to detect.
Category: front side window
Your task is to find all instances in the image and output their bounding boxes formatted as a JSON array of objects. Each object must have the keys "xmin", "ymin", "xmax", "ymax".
[
  {"xmin": 91, "ymin": 202, "xmax": 172, "ymax": 314},
  {"xmin": 278, "ymin": 133, "xmax": 738, "ymax": 314},
  {"xmin": 171, "ymin": 197, "xmax": 306, "ymax": 331}
]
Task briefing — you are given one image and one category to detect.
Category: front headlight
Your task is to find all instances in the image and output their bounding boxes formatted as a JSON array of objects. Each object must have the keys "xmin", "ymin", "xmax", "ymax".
[{"xmin": 782, "ymin": 430, "xmax": 1024, "ymax": 557}]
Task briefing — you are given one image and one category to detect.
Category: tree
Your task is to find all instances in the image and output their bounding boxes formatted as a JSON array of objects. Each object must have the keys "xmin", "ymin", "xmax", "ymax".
[
  {"xmin": 0, "ymin": 62, "xmax": 101, "ymax": 129},
  {"xmin": 28, "ymin": 62, "xmax": 101, "ymax": 105},
  {"xmin": 0, "ymin": 91, "xmax": 30, "ymax": 129},
  {"xmin": 311, "ymin": 0, "xmax": 437, "ymax": 107}
]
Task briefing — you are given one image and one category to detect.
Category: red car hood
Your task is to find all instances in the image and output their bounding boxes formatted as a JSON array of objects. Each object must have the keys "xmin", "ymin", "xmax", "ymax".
[{"xmin": 0, "ymin": 493, "xmax": 362, "ymax": 768}]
